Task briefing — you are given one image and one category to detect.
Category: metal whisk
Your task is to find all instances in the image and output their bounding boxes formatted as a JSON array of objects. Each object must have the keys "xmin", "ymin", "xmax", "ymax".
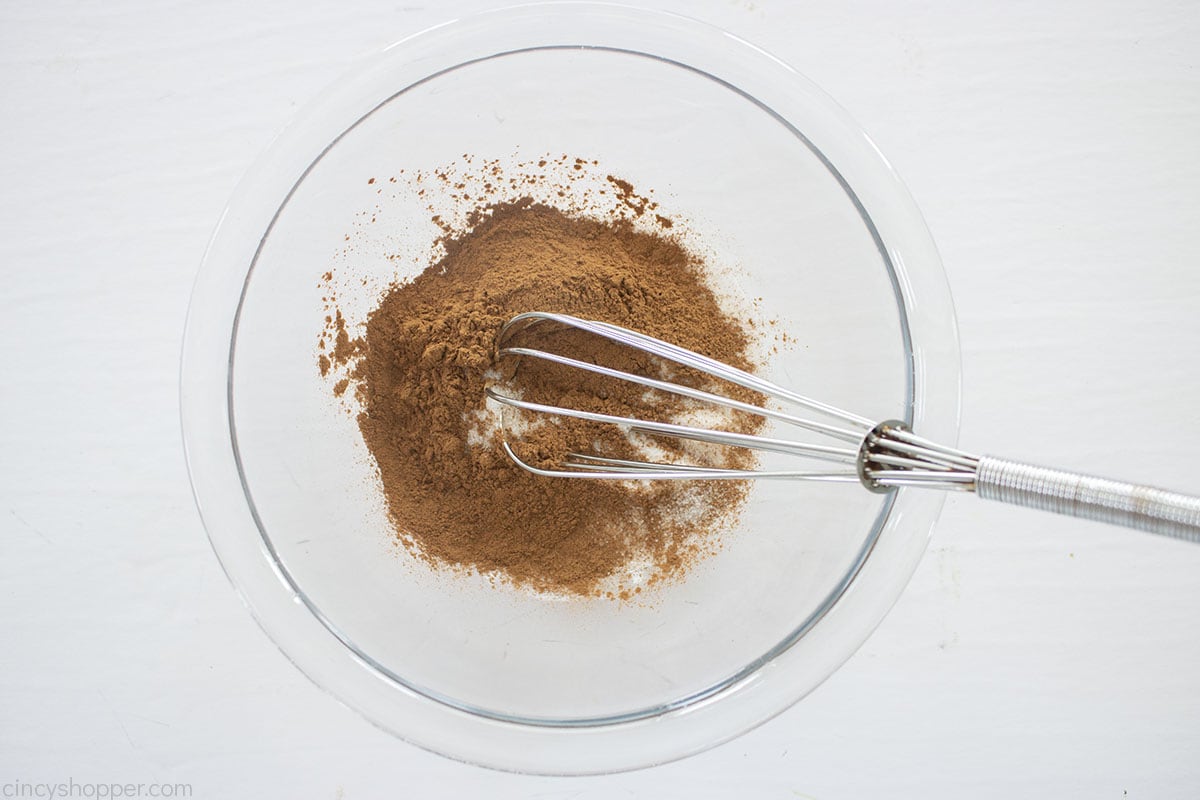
[{"xmin": 485, "ymin": 312, "xmax": 1200, "ymax": 543}]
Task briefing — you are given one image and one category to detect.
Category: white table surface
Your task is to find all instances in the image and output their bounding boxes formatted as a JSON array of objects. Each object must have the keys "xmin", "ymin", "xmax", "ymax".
[{"xmin": 3, "ymin": 1, "xmax": 1198, "ymax": 796}]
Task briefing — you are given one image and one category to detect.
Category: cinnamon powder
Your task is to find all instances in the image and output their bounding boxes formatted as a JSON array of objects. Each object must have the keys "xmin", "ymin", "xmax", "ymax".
[{"xmin": 327, "ymin": 194, "xmax": 763, "ymax": 597}]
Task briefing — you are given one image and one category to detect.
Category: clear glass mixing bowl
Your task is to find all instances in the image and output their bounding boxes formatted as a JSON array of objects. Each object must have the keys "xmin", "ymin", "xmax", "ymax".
[{"xmin": 181, "ymin": 3, "xmax": 960, "ymax": 774}]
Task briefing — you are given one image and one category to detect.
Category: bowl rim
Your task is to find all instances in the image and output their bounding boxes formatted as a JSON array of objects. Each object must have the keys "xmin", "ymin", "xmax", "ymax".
[{"xmin": 181, "ymin": 1, "xmax": 961, "ymax": 774}]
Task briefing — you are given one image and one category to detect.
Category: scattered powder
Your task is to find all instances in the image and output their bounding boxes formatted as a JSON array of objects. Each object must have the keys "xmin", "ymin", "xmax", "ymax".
[{"xmin": 322, "ymin": 160, "xmax": 764, "ymax": 598}]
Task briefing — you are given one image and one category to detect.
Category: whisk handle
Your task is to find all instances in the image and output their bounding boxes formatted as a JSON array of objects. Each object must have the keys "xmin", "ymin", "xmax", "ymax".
[{"xmin": 975, "ymin": 455, "xmax": 1200, "ymax": 544}]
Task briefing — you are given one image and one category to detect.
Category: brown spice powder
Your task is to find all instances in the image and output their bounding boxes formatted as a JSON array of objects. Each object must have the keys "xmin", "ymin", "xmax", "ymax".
[{"xmin": 328, "ymin": 195, "xmax": 763, "ymax": 597}]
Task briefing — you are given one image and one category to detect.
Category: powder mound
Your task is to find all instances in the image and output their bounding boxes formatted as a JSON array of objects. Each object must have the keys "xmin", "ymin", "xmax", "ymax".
[{"xmin": 329, "ymin": 196, "xmax": 763, "ymax": 597}]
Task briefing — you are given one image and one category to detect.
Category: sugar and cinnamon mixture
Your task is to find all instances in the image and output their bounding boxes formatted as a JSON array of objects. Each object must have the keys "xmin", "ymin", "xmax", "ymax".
[{"xmin": 322, "ymin": 161, "xmax": 764, "ymax": 597}]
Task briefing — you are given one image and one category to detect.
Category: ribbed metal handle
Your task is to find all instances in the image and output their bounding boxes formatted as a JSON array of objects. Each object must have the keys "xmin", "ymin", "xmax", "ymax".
[{"xmin": 975, "ymin": 455, "xmax": 1200, "ymax": 544}]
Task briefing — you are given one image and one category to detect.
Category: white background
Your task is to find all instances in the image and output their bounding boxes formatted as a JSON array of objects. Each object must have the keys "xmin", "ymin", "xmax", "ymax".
[{"xmin": 2, "ymin": 0, "xmax": 1198, "ymax": 797}]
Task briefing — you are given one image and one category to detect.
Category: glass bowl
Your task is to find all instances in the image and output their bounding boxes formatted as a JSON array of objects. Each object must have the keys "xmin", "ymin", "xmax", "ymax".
[{"xmin": 181, "ymin": 2, "xmax": 960, "ymax": 774}]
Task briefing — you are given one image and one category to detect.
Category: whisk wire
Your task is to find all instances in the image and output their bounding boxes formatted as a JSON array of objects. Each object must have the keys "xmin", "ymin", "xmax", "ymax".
[
  {"xmin": 487, "ymin": 312, "xmax": 969, "ymax": 486},
  {"xmin": 484, "ymin": 389, "xmax": 860, "ymax": 463},
  {"xmin": 499, "ymin": 443, "xmax": 861, "ymax": 482},
  {"xmin": 498, "ymin": 345, "xmax": 863, "ymax": 443},
  {"xmin": 500, "ymin": 312, "xmax": 875, "ymax": 429}
]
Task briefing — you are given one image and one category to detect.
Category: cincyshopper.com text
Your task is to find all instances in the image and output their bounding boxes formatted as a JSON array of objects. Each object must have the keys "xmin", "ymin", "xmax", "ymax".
[{"xmin": 2, "ymin": 781, "xmax": 192, "ymax": 799}]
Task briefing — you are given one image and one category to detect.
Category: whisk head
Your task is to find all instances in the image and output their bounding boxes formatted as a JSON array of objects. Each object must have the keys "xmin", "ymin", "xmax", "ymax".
[{"xmin": 485, "ymin": 312, "xmax": 979, "ymax": 492}]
